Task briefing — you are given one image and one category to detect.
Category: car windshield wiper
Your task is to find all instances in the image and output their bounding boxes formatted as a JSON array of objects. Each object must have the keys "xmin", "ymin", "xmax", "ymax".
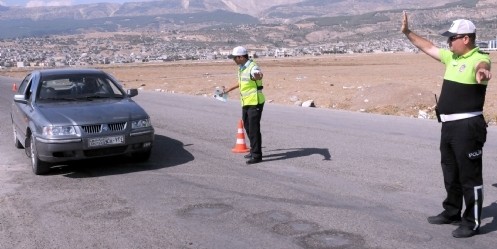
[
  {"xmin": 70, "ymin": 95, "xmax": 108, "ymax": 101},
  {"xmin": 85, "ymin": 95, "xmax": 108, "ymax": 99},
  {"xmin": 85, "ymin": 94, "xmax": 124, "ymax": 99},
  {"xmin": 39, "ymin": 97, "xmax": 78, "ymax": 101}
]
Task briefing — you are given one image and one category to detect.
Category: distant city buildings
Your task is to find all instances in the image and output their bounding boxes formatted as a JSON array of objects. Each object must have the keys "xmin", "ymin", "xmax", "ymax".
[
  {"xmin": 477, "ymin": 36, "xmax": 497, "ymax": 51},
  {"xmin": 1, "ymin": 34, "xmax": 496, "ymax": 69}
]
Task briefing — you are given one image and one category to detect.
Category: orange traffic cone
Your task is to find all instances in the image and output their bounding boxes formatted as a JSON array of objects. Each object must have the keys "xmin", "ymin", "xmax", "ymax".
[
  {"xmin": 12, "ymin": 83, "xmax": 17, "ymax": 92},
  {"xmin": 232, "ymin": 119, "xmax": 250, "ymax": 153}
]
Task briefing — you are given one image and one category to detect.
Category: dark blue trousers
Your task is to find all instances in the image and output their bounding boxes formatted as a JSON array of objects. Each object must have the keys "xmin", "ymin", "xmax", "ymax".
[
  {"xmin": 440, "ymin": 115, "xmax": 486, "ymax": 230},
  {"xmin": 242, "ymin": 104, "xmax": 264, "ymax": 159}
]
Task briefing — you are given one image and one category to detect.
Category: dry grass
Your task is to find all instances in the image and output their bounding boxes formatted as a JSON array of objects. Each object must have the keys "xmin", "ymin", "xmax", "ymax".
[{"xmin": 3, "ymin": 52, "xmax": 497, "ymax": 123}]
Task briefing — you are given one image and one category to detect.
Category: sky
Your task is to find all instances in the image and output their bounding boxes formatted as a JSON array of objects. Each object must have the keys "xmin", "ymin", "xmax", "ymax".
[{"xmin": 0, "ymin": 0, "xmax": 148, "ymax": 7}]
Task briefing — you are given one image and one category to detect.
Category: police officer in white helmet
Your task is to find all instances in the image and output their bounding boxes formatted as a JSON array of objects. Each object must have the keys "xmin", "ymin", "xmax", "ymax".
[{"xmin": 224, "ymin": 46, "xmax": 265, "ymax": 164}]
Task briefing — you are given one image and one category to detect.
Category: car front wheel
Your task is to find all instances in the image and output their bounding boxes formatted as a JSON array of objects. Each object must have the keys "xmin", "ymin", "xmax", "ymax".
[{"xmin": 28, "ymin": 134, "xmax": 51, "ymax": 175}]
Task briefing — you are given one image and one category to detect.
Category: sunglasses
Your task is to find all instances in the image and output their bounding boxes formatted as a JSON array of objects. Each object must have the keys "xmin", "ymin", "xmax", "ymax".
[{"xmin": 448, "ymin": 35, "xmax": 466, "ymax": 41}]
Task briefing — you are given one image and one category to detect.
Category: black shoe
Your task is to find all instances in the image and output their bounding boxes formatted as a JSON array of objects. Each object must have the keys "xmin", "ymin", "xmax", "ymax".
[
  {"xmin": 246, "ymin": 157, "xmax": 262, "ymax": 164},
  {"xmin": 244, "ymin": 153, "xmax": 252, "ymax": 159},
  {"xmin": 452, "ymin": 226, "xmax": 479, "ymax": 238},
  {"xmin": 427, "ymin": 213, "xmax": 461, "ymax": 225}
]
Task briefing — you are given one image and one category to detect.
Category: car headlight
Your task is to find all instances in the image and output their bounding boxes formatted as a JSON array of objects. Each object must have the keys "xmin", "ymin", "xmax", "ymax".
[
  {"xmin": 132, "ymin": 119, "xmax": 151, "ymax": 129},
  {"xmin": 43, "ymin": 126, "xmax": 79, "ymax": 136}
]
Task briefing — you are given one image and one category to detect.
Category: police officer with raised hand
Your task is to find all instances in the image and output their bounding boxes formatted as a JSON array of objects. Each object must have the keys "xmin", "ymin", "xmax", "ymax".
[
  {"xmin": 224, "ymin": 46, "xmax": 265, "ymax": 164},
  {"xmin": 401, "ymin": 11, "xmax": 492, "ymax": 238}
]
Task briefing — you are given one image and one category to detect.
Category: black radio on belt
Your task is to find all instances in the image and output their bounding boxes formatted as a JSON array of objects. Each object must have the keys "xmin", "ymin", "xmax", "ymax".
[{"xmin": 434, "ymin": 94, "xmax": 441, "ymax": 123}]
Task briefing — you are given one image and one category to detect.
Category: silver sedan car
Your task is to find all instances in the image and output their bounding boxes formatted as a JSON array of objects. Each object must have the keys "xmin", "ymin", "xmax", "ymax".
[{"xmin": 11, "ymin": 68, "xmax": 154, "ymax": 175}]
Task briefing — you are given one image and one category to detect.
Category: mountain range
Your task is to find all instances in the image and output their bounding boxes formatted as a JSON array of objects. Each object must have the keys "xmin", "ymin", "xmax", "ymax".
[{"xmin": 0, "ymin": 0, "xmax": 496, "ymax": 41}]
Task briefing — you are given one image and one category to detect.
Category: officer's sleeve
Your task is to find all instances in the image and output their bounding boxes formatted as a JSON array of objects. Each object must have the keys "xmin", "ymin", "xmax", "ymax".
[{"xmin": 439, "ymin": 49, "xmax": 452, "ymax": 65}]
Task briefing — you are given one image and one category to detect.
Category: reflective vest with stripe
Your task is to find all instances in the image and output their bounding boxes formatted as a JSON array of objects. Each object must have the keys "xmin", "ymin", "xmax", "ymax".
[{"xmin": 239, "ymin": 60, "xmax": 265, "ymax": 106}]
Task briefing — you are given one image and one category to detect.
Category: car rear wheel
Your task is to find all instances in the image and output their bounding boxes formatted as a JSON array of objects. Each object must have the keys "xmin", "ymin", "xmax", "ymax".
[
  {"xmin": 28, "ymin": 134, "xmax": 51, "ymax": 175},
  {"xmin": 13, "ymin": 125, "xmax": 23, "ymax": 149}
]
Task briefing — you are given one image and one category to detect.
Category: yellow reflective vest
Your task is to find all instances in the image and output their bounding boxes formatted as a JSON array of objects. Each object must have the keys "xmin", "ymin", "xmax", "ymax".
[{"xmin": 238, "ymin": 60, "xmax": 265, "ymax": 106}]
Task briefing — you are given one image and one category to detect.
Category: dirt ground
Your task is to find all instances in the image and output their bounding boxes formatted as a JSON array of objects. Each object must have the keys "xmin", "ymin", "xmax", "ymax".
[{"xmin": 3, "ymin": 52, "xmax": 497, "ymax": 123}]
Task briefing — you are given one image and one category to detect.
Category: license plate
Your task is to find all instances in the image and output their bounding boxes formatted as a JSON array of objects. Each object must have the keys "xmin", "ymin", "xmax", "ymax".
[{"xmin": 88, "ymin": 135, "xmax": 125, "ymax": 147}]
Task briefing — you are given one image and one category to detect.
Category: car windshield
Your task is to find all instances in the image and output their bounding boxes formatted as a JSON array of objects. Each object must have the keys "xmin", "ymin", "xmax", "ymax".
[{"xmin": 37, "ymin": 75, "xmax": 125, "ymax": 102}]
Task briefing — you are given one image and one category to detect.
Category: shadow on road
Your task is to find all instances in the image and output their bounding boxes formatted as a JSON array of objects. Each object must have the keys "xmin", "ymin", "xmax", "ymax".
[
  {"xmin": 262, "ymin": 148, "xmax": 331, "ymax": 162},
  {"xmin": 480, "ymin": 202, "xmax": 497, "ymax": 235},
  {"xmin": 48, "ymin": 135, "xmax": 194, "ymax": 178},
  {"xmin": 480, "ymin": 183, "xmax": 497, "ymax": 234}
]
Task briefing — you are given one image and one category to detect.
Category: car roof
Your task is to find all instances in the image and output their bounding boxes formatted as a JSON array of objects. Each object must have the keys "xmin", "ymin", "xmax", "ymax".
[{"xmin": 34, "ymin": 68, "xmax": 108, "ymax": 77}]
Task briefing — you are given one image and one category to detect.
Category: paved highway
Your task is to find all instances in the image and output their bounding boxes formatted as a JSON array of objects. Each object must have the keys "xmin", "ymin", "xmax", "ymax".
[{"xmin": 1, "ymin": 75, "xmax": 497, "ymax": 249}]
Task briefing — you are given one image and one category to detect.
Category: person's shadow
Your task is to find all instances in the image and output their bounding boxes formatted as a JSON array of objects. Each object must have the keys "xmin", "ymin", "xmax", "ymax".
[
  {"xmin": 479, "ymin": 183, "xmax": 497, "ymax": 234},
  {"xmin": 262, "ymin": 148, "xmax": 331, "ymax": 162},
  {"xmin": 50, "ymin": 134, "xmax": 194, "ymax": 178}
]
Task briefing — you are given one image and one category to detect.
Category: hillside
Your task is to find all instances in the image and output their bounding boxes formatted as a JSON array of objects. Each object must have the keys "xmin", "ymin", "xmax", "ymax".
[
  {"xmin": 0, "ymin": 0, "xmax": 471, "ymax": 20},
  {"xmin": 0, "ymin": 0, "xmax": 496, "ymax": 48}
]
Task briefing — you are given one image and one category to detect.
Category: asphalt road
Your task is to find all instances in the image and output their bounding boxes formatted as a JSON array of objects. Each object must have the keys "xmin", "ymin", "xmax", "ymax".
[{"xmin": 1, "ymin": 75, "xmax": 497, "ymax": 249}]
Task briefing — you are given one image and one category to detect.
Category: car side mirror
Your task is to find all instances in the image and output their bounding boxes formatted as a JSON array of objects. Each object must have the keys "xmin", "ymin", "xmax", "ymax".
[
  {"xmin": 13, "ymin": 94, "xmax": 28, "ymax": 104},
  {"xmin": 127, "ymin": 88, "xmax": 138, "ymax": 97}
]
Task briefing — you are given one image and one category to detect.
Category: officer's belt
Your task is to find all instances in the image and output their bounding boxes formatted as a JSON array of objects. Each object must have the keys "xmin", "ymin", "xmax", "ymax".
[{"xmin": 440, "ymin": 111, "xmax": 482, "ymax": 122}]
